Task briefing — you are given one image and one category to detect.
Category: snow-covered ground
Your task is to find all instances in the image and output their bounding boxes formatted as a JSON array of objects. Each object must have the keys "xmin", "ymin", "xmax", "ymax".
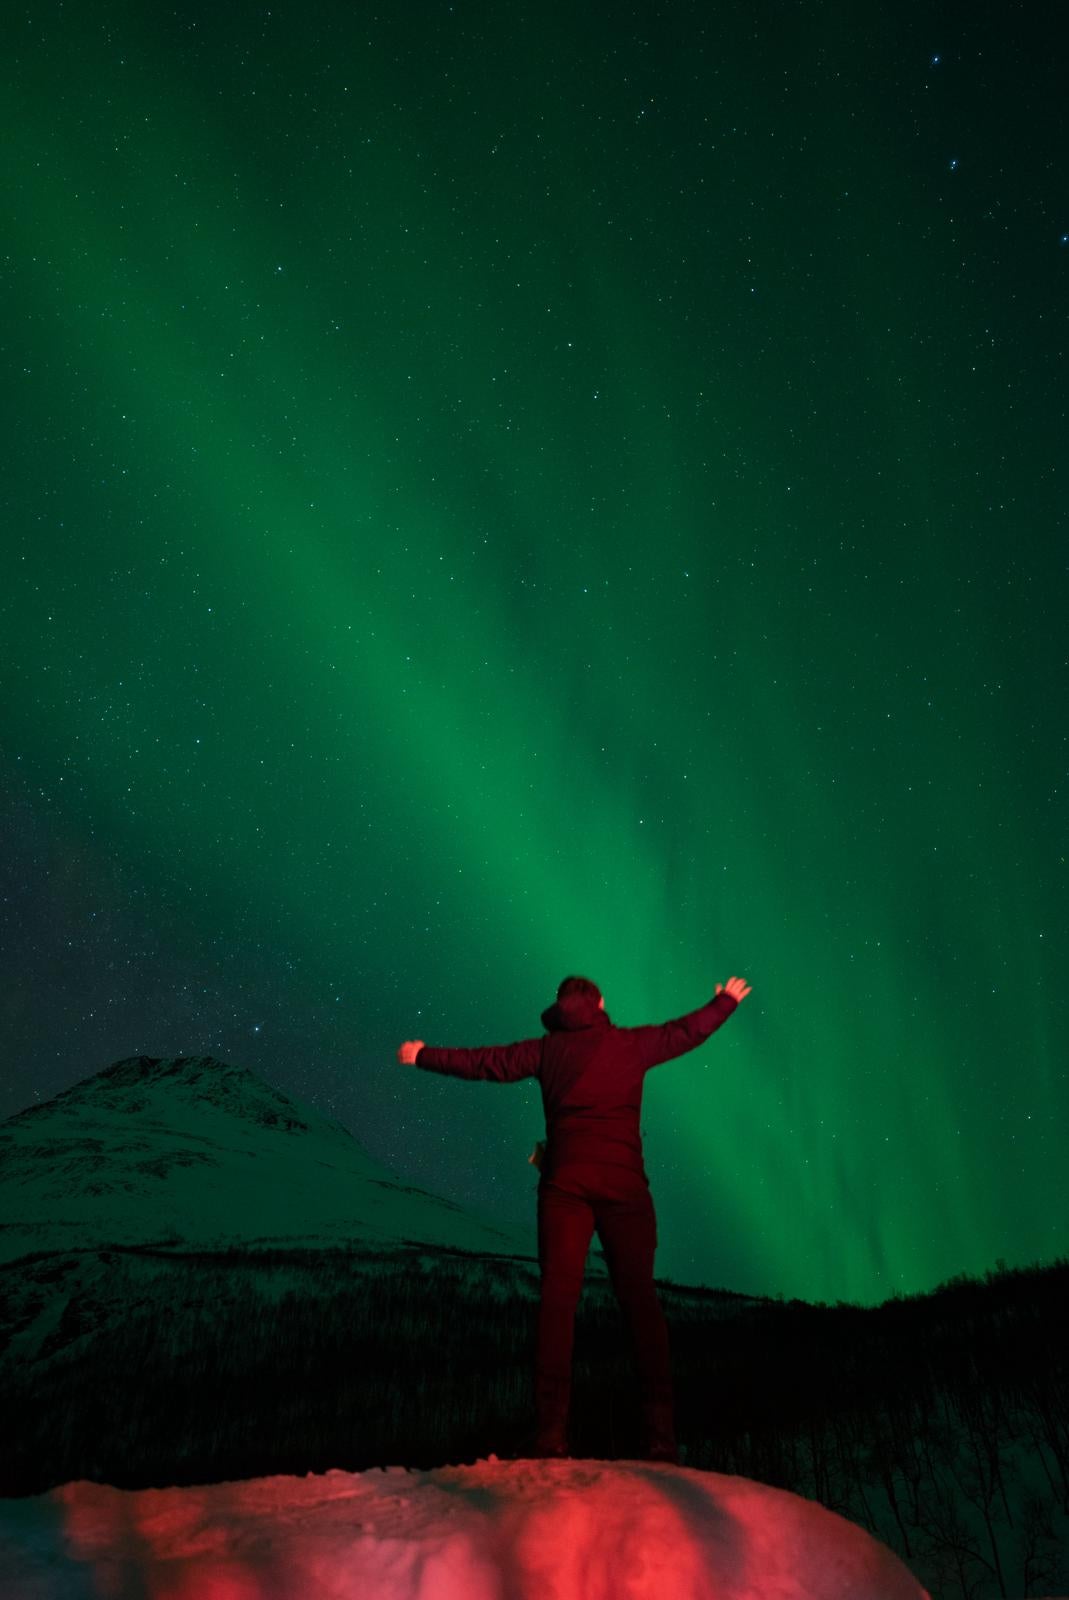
[{"xmin": 0, "ymin": 1456, "xmax": 934, "ymax": 1599}]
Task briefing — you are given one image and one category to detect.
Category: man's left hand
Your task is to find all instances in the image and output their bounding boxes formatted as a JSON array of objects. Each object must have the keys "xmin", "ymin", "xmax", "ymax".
[{"xmin": 397, "ymin": 1040, "xmax": 425, "ymax": 1065}]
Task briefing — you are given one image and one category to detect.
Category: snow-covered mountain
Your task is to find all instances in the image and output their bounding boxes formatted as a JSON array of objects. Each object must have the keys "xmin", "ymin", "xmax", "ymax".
[{"xmin": 0, "ymin": 1054, "xmax": 538, "ymax": 1266}]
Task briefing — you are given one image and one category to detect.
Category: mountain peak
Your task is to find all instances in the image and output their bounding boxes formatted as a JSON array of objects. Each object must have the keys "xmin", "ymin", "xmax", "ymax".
[
  {"xmin": 10, "ymin": 1053, "xmax": 317, "ymax": 1137},
  {"xmin": 0, "ymin": 1050, "xmax": 538, "ymax": 1267}
]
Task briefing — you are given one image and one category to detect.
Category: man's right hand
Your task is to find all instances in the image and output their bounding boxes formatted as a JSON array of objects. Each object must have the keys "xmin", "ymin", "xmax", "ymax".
[{"xmin": 716, "ymin": 976, "xmax": 752, "ymax": 1001}]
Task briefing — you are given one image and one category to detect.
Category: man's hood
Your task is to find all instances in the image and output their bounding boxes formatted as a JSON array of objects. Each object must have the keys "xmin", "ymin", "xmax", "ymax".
[{"xmin": 540, "ymin": 992, "xmax": 614, "ymax": 1033}]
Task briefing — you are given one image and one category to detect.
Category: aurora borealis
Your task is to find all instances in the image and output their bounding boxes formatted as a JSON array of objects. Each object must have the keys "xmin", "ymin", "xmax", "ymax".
[{"xmin": 2, "ymin": 0, "xmax": 1065, "ymax": 1307}]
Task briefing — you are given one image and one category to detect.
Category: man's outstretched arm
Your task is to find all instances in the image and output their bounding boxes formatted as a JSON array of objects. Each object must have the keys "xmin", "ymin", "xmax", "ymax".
[
  {"xmin": 633, "ymin": 974, "xmax": 752, "ymax": 1071},
  {"xmin": 397, "ymin": 1034, "xmax": 542, "ymax": 1083}
]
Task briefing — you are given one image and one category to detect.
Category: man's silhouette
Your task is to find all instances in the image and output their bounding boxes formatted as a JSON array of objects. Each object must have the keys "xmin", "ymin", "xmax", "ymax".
[{"xmin": 398, "ymin": 971, "xmax": 751, "ymax": 1461}]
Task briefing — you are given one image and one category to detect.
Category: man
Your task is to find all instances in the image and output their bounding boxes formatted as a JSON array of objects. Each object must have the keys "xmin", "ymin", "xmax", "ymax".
[{"xmin": 397, "ymin": 970, "xmax": 751, "ymax": 1462}]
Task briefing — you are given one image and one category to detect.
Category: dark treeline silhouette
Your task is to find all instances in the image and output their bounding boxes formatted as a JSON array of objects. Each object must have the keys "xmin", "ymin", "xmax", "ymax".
[{"xmin": 2, "ymin": 1246, "xmax": 1066, "ymax": 1598}]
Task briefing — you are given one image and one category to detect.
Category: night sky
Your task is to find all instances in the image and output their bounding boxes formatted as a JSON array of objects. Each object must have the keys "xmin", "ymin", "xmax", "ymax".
[{"xmin": 2, "ymin": 1, "xmax": 1066, "ymax": 1307}]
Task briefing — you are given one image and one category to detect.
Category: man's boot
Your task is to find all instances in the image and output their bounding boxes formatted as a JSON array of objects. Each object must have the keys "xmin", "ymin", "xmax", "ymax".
[{"xmin": 533, "ymin": 1372, "xmax": 571, "ymax": 1458}]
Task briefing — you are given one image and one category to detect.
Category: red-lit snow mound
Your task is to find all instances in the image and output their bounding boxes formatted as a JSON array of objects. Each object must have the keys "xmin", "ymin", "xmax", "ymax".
[{"xmin": 0, "ymin": 1456, "xmax": 930, "ymax": 1599}]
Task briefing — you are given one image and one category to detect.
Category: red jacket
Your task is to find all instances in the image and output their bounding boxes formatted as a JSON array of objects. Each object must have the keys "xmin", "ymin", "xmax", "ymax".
[{"xmin": 415, "ymin": 988, "xmax": 739, "ymax": 1179}]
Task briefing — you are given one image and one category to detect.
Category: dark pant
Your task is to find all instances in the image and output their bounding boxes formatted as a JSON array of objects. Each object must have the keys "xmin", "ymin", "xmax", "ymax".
[{"xmin": 535, "ymin": 1164, "xmax": 673, "ymax": 1429}]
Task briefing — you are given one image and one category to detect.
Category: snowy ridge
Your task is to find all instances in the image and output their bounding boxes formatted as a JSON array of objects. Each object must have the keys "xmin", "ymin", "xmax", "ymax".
[
  {"xmin": 0, "ymin": 1054, "xmax": 542, "ymax": 1267},
  {"xmin": 7, "ymin": 1053, "xmax": 339, "ymax": 1137},
  {"xmin": 0, "ymin": 1457, "xmax": 933, "ymax": 1600}
]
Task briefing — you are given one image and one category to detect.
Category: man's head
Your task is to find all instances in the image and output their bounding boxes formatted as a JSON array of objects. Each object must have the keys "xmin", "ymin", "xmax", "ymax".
[{"xmin": 557, "ymin": 975, "xmax": 603, "ymax": 1010}]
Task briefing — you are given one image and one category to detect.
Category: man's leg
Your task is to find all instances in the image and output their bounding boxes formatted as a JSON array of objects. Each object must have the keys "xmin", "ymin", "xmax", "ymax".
[
  {"xmin": 595, "ymin": 1177, "xmax": 678, "ymax": 1461},
  {"xmin": 535, "ymin": 1179, "xmax": 595, "ymax": 1455}
]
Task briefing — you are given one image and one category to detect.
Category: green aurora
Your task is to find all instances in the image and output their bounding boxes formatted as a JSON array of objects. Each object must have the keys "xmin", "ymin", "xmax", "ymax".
[{"xmin": 2, "ymin": 1, "xmax": 1065, "ymax": 1304}]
